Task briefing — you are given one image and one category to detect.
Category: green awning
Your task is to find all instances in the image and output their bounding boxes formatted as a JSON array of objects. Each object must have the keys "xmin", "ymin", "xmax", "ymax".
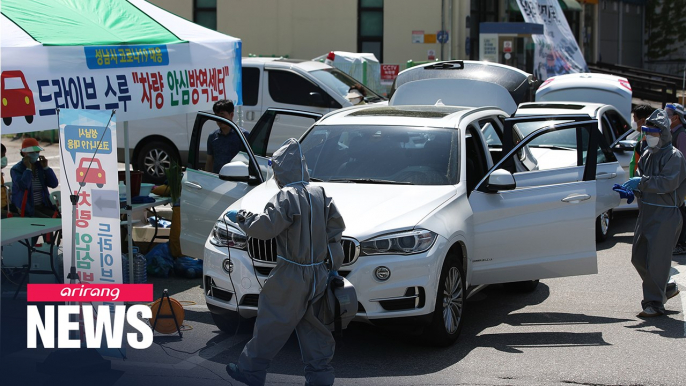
[
  {"xmin": 1, "ymin": 0, "xmax": 184, "ymax": 46},
  {"xmin": 509, "ymin": 0, "xmax": 582, "ymax": 13}
]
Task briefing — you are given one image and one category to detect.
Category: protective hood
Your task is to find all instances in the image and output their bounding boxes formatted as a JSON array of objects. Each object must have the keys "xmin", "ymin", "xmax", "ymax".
[
  {"xmin": 646, "ymin": 109, "xmax": 671, "ymax": 152},
  {"xmin": 272, "ymin": 138, "xmax": 310, "ymax": 188}
]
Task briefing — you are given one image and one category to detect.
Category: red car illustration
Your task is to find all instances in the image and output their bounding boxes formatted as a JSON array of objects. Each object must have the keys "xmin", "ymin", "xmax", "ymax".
[
  {"xmin": 77, "ymin": 158, "xmax": 107, "ymax": 188},
  {"xmin": 1, "ymin": 70, "xmax": 36, "ymax": 126}
]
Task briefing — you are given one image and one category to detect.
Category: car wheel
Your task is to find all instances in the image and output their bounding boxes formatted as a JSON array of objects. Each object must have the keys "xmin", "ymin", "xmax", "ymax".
[
  {"xmin": 422, "ymin": 255, "xmax": 465, "ymax": 347},
  {"xmin": 209, "ymin": 310, "xmax": 242, "ymax": 334},
  {"xmin": 96, "ymin": 183, "xmax": 104, "ymax": 188},
  {"xmin": 25, "ymin": 115, "xmax": 33, "ymax": 124},
  {"xmin": 595, "ymin": 210, "xmax": 610, "ymax": 242},
  {"xmin": 504, "ymin": 280, "xmax": 539, "ymax": 293},
  {"xmin": 78, "ymin": 182, "xmax": 85, "ymax": 187},
  {"xmin": 137, "ymin": 141, "xmax": 177, "ymax": 184},
  {"xmin": 3, "ymin": 117, "xmax": 11, "ymax": 126}
]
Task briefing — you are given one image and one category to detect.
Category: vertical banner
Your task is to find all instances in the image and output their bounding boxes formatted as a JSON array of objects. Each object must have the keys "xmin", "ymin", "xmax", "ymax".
[
  {"xmin": 59, "ymin": 109, "xmax": 122, "ymax": 285},
  {"xmin": 517, "ymin": 0, "xmax": 588, "ymax": 80}
]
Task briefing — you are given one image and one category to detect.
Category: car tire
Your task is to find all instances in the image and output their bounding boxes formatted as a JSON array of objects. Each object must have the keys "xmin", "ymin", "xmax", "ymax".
[
  {"xmin": 422, "ymin": 254, "xmax": 466, "ymax": 347},
  {"xmin": 595, "ymin": 210, "xmax": 611, "ymax": 242},
  {"xmin": 136, "ymin": 141, "xmax": 177, "ymax": 184},
  {"xmin": 3, "ymin": 117, "xmax": 11, "ymax": 126},
  {"xmin": 209, "ymin": 309, "xmax": 242, "ymax": 334},
  {"xmin": 25, "ymin": 115, "xmax": 33, "ymax": 124},
  {"xmin": 504, "ymin": 280, "xmax": 539, "ymax": 293}
]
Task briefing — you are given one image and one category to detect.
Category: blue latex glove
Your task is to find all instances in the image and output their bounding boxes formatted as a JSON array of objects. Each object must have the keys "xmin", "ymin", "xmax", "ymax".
[
  {"xmin": 622, "ymin": 177, "xmax": 641, "ymax": 191},
  {"xmin": 226, "ymin": 210, "xmax": 238, "ymax": 223},
  {"xmin": 329, "ymin": 270, "xmax": 339, "ymax": 278},
  {"xmin": 612, "ymin": 184, "xmax": 635, "ymax": 204}
]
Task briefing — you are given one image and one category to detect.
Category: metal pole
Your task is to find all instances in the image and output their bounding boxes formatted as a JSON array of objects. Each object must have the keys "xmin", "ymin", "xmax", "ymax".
[
  {"xmin": 441, "ymin": 0, "xmax": 445, "ymax": 61},
  {"xmin": 124, "ymin": 121, "xmax": 134, "ymax": 284},
  {"xmin": 682, "ymin": 62, "xmax": 685, "ymax": 105},
  {"xmin": 448, "ymin": 0, "xmax": 453, "ymax": 60}
]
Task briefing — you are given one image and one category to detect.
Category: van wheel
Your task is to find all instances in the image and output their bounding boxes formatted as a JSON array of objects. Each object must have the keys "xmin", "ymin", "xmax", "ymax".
[
  {"xmin": 422, "ymin": 255, "xmax": 465, "ymax": 347},
  {"xmin": 595, "ymin": 210, "xmax": 611, "ymax": 242},
  {"xmin": 137, "ymin": 141, "xmax": 177, "ymax": 184}
]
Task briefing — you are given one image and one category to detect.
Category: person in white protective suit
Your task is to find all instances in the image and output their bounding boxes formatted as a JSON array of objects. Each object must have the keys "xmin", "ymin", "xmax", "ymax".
[
  {"xmin": 225, "ymin": 138, "xmax": 346, "ymax": 386},
  {"xmin": 622, "ymin": 109, "xmax": 686, "ymax": 317}
]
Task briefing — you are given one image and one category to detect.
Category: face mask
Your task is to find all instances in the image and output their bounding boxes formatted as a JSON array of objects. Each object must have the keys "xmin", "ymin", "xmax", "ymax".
[
  {"xmin": 646, "ymin": 136, "xmax": 660, "ymax": 148},
  {"xmin": 28, "ymin": 153, "xmax": 40, "ymax": 163},
  {"xmin": 1, "ymin": 157, "xmax": 7, "ymax": 169},
  {"xmin": 631, "ymin": 121, "xmax": 638, "ymax": 131}
]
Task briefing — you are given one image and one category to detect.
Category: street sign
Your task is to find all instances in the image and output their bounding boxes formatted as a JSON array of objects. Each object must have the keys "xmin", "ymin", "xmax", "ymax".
[
  {"xmin": 380, "ymin": 64, "xmax": 400, "ymax": 83},
  {"xmin": 437, "ymin": 30, "xmax": 449, "ymax": 44},
  {"xmin": 503, "ymin": 41, "xmax": 513, "ymax": 53},
  {"xmin": 428, "ymin": 50, "xmax": 436, "ymax": 61}
]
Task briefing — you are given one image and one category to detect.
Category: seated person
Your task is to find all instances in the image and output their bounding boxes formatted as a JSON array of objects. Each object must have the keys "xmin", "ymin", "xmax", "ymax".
[
  {"xmin": 205, "ymin": 99, "xmax": 250, "ymax": 173},
  {"xmin": 10, "ymin": 138, "xmax": 58, "ymax": 218}
]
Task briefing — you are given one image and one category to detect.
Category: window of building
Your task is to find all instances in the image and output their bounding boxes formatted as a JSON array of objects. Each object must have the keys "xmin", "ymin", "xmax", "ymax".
[
  {"xmin": 358, "ymin": 0, "xmax": 383, "ymax": 62},
  {"xmin": 194, "ymin": 0, "xmax": 217, "ymax": 30}
]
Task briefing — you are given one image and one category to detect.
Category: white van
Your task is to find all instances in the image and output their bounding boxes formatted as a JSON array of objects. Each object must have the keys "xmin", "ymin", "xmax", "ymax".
[
  {"xmin": 535, "ymin": 73, "xmax": 633, "ymax": 122},
  {"xmin": 117, "ymin": 58, "xmax": 385, "ymax": 183}
]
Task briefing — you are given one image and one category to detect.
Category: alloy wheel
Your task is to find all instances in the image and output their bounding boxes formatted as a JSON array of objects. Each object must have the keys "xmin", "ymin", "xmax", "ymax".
[
  {"xmin": 442, "ymin": 266, "xmax": 464, "ymax": 334},
  {"xmin": 143, "ymin": 148, "xmax": 171, "ymax": 179}
]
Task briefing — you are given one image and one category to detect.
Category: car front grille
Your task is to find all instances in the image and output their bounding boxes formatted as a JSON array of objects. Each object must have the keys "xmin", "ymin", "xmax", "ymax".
[{"xmin": 247, "ymin": 237, "xmax": 360, "ymax": 266}]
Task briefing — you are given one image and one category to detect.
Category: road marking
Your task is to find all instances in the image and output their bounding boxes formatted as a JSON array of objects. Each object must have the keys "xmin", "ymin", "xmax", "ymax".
[{"xmin": 669, "ymin": 264, "xmax": 686, "ymax": 337}]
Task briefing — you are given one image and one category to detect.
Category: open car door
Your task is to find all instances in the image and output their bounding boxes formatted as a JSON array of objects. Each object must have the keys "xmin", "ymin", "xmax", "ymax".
[
  {"xmin": 180, "ymin": 112, "xmax": 264, "ymax": 259},
  {"xmin": 500, "ymin": 115, "xmax": 623, "ymax": 220},
  {"xmin": 469, "ymin": 121, "xmax": 600, "ymax": 285},
  {"xmin": 247, "ymin": 108, "xmax": 322, "ymax": 178}
]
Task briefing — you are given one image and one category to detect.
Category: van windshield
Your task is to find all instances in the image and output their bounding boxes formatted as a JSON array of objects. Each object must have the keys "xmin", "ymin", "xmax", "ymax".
[
  {"xmin": 310, "ymin": 69, "xmax": 385, "ymax": 104},
  {"xmin": 300, "ymin": 125, "xmax": 458, "ymax": 185}
]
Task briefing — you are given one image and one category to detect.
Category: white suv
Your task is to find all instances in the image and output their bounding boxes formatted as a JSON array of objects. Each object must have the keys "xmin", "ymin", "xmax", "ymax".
[{"xmin": 199, "ymin": 101, "xmax": 610, "ymax": 346}]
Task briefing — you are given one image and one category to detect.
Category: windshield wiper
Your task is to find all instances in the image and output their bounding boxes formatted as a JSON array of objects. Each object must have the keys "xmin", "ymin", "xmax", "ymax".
[
  {"xmin": 328, "ymin": 178, "xmax": 413, "ymax": 185},
  {"xmin": 309, "ymin": 177, "xmax": 324, "ymax": 182}
]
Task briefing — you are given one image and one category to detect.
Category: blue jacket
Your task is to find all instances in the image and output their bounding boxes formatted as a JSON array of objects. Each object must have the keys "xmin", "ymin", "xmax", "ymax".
[{"xmin": 10, "ymin": 160, "xmax": 58, "ymax": 216}]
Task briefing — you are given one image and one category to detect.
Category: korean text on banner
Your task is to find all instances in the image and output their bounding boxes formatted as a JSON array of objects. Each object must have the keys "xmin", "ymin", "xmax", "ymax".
[
  {"xmin": 516, "ymin": 0, "xmax": 588, "ymax": 80},
  {"xmin": 59, "ymin": 109, "xmax": 122, "ymax": 286}
]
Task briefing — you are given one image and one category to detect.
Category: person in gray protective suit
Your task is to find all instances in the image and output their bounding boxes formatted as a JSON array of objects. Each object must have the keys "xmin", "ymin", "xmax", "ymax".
[
  {"xmin": 622, "ymin": 109, "xmax": 686, "ymax": 317},
  {"xmin": 225, "ymin": 138, "xmax": 346, "ymax": 386}
]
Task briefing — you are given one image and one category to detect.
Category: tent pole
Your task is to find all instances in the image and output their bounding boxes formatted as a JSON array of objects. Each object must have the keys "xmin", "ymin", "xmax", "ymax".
[{"xmin": 124, "ymin": 121, "xmax": 134, "ymax": 284}]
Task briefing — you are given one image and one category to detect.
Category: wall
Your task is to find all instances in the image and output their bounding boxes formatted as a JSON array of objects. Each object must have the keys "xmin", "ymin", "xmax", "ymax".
[{"xmin": 148, "ymin": 0, "xmax": 193, "ymax": 20}]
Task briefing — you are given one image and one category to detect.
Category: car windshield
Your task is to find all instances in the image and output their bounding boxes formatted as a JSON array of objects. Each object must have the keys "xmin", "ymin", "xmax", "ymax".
[
  {"xmin": 300, "ymin": 125, "xmax": 459, "ymax": 185},
  {"xmin": 309, "ymin": 69, "xmax": 385, "ymax": 103}
]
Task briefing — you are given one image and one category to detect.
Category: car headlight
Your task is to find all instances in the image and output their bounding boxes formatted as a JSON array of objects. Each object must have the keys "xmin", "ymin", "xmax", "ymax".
[
  {"xmin": 209, "ymin": 219, "xmax": 247, "ymax": 249},
  {"xmin": 360, "ymin": 229, "xmax": 437, "ymax": 255}
]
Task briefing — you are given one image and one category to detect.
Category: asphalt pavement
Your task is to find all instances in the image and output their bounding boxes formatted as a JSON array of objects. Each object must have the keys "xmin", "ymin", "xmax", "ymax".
[{"xmin": 1, "ymin": 210, "xmax": 685, "ymax": 386}]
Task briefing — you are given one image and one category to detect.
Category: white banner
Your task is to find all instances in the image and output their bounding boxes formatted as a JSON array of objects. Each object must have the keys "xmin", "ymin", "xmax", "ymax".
[
  {"xmin": 517, "ymin": 0, "xmax": 588, "ymax": 80},
  {"xmin": 1, "ymin": 42, "xmax": 241, "ymax": 134},
  {"xmin": 59, "ymin": 109, "xmax": 122, "ymax": 285}
]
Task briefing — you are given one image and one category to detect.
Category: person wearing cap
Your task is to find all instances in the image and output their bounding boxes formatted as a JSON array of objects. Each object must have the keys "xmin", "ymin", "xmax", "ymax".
[
  {"xmin": 621, "ymin": 109, "xmax": 686, "ymax": 317},
  {"xmin": 10, "ymin": 138, "xmax": 58, "ymax": 218},
  {"xmin": 666, "ymin": 103, "xmax": 686, "ymax": 255}
]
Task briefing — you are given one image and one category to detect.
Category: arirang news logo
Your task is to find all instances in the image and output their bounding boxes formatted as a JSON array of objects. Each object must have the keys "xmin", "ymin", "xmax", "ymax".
[{"xmin": 26, "ymin": 284, "xmax": 154, "ymax": 349}]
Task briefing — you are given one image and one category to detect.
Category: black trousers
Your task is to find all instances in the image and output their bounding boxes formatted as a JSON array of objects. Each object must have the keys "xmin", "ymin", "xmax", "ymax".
[{"xmin": 679, "ymin": 203, "xmax": 686, "ymax": 246}]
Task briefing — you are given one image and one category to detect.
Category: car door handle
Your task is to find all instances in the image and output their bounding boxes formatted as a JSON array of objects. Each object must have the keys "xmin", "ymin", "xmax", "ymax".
[
  {"xmin": 183, "ymin": 181, "xmax": 202, "ymax": 190},
  {"xmin": 561, "ymin": 194, "xmax": 591, "ymax": 203},
  {"xmin": 596, "ymin": 172, "xmax": 617, "ymax": 180}
]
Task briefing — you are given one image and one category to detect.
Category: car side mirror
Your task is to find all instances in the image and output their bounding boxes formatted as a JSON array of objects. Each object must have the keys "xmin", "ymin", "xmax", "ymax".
[
  {"xmin": 614, "ymin": 140, "xmax": 636, "ymax": 152},
  {"xmin": 486, "ymin": 169, "xmax": 516, "ymax": 193},
  {"xmin": 218, "ymin": 162, "xmax": 250, "ymax": 182},
  {"xmin": 309, "ymin": 91, "xmax": 326, "ymax": 107}
]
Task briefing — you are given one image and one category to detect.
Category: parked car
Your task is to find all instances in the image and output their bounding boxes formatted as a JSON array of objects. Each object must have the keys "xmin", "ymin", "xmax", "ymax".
[
  {"xmin": 197, "ymin": 99, "xmax": 606, "ymax": 346},
  {"xmin": 390, "ymin": 60, "xmax": 540, "ymax": 104},
  {"xmin": 514, "ymin": 102, "xmax": 635, "ymax": 240},
  {"xmin": 118, "ymin": 58, "xmax": 385, "ymax": 183},
  {"xmin": 388, "ymin": 79, "xmax": 624, "ymax": 242},
  {"xmin": 535, "ymin": 73, "xmax": 633, "ymax": 122}
]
